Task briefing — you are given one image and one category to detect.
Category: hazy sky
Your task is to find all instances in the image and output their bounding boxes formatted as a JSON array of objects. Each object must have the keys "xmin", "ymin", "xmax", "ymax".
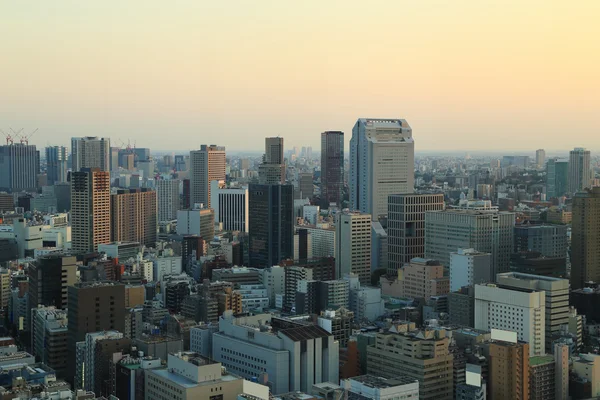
[{"xmin": 2, "ymin": 1, "xmax": 599, "ymax": 153}]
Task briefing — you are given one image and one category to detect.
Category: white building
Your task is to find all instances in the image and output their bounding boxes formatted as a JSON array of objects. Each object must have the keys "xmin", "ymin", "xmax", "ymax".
[
  {"xmin": 336, "ymin": 211, "xmax": 371, "ymax": 285},
  {"xmin": 475, "ymin": 283, "xmax": 545, "ymax": 356},
  {"xmin": 151, "ymin": 256, "xmax": 182, "ymax": 282},
  {"xmin": 449, "ymin": 248, "xmax": 493, "ymax": 292},
  {"xmin": 296, "ymin": 223, "xmax": 335, "ymax": 258},
  {"xmin": 156, "ymin": 179, "xmax": 180, "ymax": 222},
  {"xmin": 259, "ymin": 265, "xmax": 286, "ymax": 308},
  {"xmin": 189, "ymin": 145, "xmax": 226, "ymax": 209},
  {"xmin": 176, "ymin": 205, "xmax": 214, "ymax": 238},
  {"xmin": 341, "ymin": 375, "xmax": 419, "ymax": 400},
  {"xmin": 210, "ymin": 180, "xmax": 249, "ymax": 232},
  {"xmin": 350, "ymin": 118, "xmax": 415, "ymax": 220},
  {"xmin": 71, "ymin": 136, "xmax": 110, "ymax": 172},
  {"xmin": 345, "ymin": 274, "xmax": 385, "ymax": 322},
  {"xmin": 237, "ymin": 284, "xmax": 270, "ymax": 312},
  {"xmin": 302, "ymin": 205, "xmax": 320, "ymax": 225}
]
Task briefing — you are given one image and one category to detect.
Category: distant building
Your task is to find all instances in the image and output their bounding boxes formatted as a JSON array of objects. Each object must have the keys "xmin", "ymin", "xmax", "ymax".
[
  {"xmin": 320, "ymin": 131, "xmax": 344, "ymax": 208},
  {"xmin": 568, "ymin": 147, "xmax": 592, "ymax": 194},
  {"xmin": 571, "ymin": 187, "xmax": 600, "ymax": 289},
  {"xmin": 546, "ymin": 158, "xmax": 568, "ymax": 198},
  {"xmin": 0, "ymin": 143, "xmax": 39, "ymax": 192},
  {"xmin": 111, "ymin": 188, "xmax": 157, "ymax": 248},
  {"xmin": 210, "ymin": 181, "xmax": 248, "ymax": 232},
  {"xmin": 156, "ymin": 179, "xmax": 180, "ymax": 222},
  {"xmin": 71, "ymin": 136, "xmax": 110, "ymax": 172},
  {"xmin": 45, "ymin": 146, "xmax": 68, "ymax": 185},
  {"xmin": 189, "ymin": 145, "xmax": 226, "ymax": 209}
]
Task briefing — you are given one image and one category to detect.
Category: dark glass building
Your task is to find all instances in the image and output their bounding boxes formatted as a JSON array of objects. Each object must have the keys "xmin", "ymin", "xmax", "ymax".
[{"xmin": 320, "ymin": 131, "xmax": 344, "ymax": 208}]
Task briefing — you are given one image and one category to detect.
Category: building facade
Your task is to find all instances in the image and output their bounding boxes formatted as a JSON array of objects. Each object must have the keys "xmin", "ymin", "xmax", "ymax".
[
  {"xmin": 568, "ymin": 147, "xmax": 592, "ymax": 194},
  {"xmin": 0, "ymin": 144, "xmax": 39, "ymax": 192},
  {"xmin": 546, "ymin": 158, "xmax": 568, "ymax": 198},
  {"xmin": 320, "ymin": 131, "xmax": 344, "ymax": 208},
  {"xmin": 189, "ymin": 145, "xmax": 226, "ymax": 209},
  {"xmin": 156, "ymin": 179, "xmax": 180, "ymax": 222},
  {"xmin": 45, "ymin": 146, "xmax": 68, "ymax": 185},
  {"xmin": 336, "ymin": 211, "xmax": 371, "ymax": 285},
  {"xmin": 71, "ymin": 136, "xmax": 110, "ymax": 172},
  {"xmin": 210, "ymin": 181, "xmax": 249, "ymax": 232},
  {"xmin": 571, "ymin": 187, "xmax": 600, "ymax": 289}
]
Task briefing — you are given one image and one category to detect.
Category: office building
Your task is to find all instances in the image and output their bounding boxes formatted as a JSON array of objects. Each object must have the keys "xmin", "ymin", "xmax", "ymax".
[
  {"xmin": 298, "ymin": 172, "xmax": 313, "ymax": 199},
  {"xmin": 71, "ymin": 168, "xmax": 111, "ymax": 254},
  {"xmin": 296, "ymin": 223, "xmax": 336, "ymax": 258},
  {"xmin": 448, "ymin": 286, "xmax": 475, "ymax": 327},
  {"xmin": 390, "ymin": 258, "xmax": 448, "ymax": 300},
  {"xmin": 536, "ymin": 149, "xmax": 545, "ymax": 168},
  {"xmin": 350, "ymin": 118, "xmax": 415, "ymax": 220},
  {"xmin": 489, "ymin": 339, "xmax": 529, "ymax": 400},
  {"xmin": 320, "ymin": 131, "xmax": 344, "ymax": 208},
  {"xmin": 569, "ymin": 147, "xmax": 592, "ymax": 193},
  {"xmin": 189, "ymin": 145, "xmax": 226, "ymax": 209},
  {"xmin": 571, "ymin": 187, "xmax": 600, "ymax": 289},
  {"xmin": 555, "ymin": 343, "xmax": 570, "ymax": 400},
  {"xmin": 546, "ymin": 158, "xmax": 568, "ymax": 198},
  {"xmin": 156, "ymin": 179, "xmax": 180, "ymax": 222},
  {"xmin": 30, "ymin": 306, "xmax": 68, "ymax": 377},
  {"xmin": 387, "ymin": 193, "xmax": 445, "ymax": 275},
  {"xmin": 514, "ymin": 224, "xmax": 568, "ymax": 259},
  {"xmin": 0, "ymin": 143, "xmax": 39, "ymax": 192},
  {"xmin": 510, "ymin": 251, "xmax": 566, "ymax": 277},
  {"xmin": 111, "ymin": 188, "xmax": 157, "ymax": 248},
  {"xmin": 115, "ymin": 355, "xmax": 162, "ymax": 400},
  {"xmin": 293, "ymin": 228, "xmax": 312, "ymax": 261},
  {"xmin": 335, "ymin": 211, "xmax": 371, "ymax": 285},
  {"xmin": 425, "ymin": 201, "xmax": 515, "ymax": 278},
  {"xmin": 71, "ymin": 136, "xmax": 110, "ymax": 172},
  {"xmin": 210, "ymin": 181, "xmax": 249, "ymax": 232},
  {"xmin": 45, "ymin": 146, "xmax": 68, "ymax": 185},
  {"xmin": 248, "ymin": 183, "xmax": 294, "ymax": 267},
  {"xmin": 366, "ymin": 325, "xmax": 453, "ymax": 400},
  {"xmin": 371, "ymin": 221, "xmax": 388, "ymax": 271},
  {"xmin": 450, "ymin": 249, "xmax": 492, "ymax": 292},
  {"xmin": 259, "ymin": 265, "xmax": 286, "ymax": 308},
  {"xmin": 28, "ymin": 254, "xmax": 77, "ymax": 310},
  {"xmin": 345, "ymin": 274, "xmax": 385, "ymax": 322},
  {"xmin": 475, "ymin": 283, "xmax": 545, "ymax": 356},
  {"xmin": 573, "ymin": 354, "xmax": 600, "ymax": 398},
  {"xmin": 501, "ymin": 155, "xmax": 530, "ymax": 169},
  {"xmin": 341, "ymin": 375, "xmax": 420, "ymax": 400},
  {"xmin": 318, "ymin": 279, "xmax": 350, "ymax": 310},
  {"xmin": 259, "ymin": 137, "xmax": 285, "ymax": 185}
]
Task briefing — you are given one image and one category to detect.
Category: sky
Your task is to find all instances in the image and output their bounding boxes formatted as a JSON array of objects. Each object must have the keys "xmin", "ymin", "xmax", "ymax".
[{"xmin": 1, "ymin": 1, "xmax": 599, "ymax": 153}]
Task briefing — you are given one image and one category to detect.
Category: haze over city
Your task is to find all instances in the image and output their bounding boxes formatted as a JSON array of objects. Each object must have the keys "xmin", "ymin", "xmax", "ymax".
[{"xmin": 2, "ymin": 1, "xmax": 599, "ymax": 152}]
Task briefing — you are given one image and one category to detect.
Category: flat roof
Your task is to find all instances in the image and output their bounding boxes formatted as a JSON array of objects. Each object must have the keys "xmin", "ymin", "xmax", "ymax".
[{"xmin": 530, "ymin": 355, "xmax": 554, "ymax": 366}]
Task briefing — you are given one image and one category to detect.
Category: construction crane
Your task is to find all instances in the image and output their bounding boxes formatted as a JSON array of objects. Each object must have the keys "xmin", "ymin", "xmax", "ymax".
[
  {"xmin": 17, "ymin": 128, "xmax": 38, "ymax": 145},
  {"xmin": 0, "ymin": 129, "xmax": 13, "ymax": 145}
]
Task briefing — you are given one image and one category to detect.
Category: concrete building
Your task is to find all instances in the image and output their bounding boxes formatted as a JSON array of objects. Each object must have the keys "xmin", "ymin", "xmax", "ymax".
[
  {"xmin": 45, "ymin": 146, "xmax": 68, "ymax": 185},
  {"xmin": 237, "ymin": 284, "xmax": 269, "ymax": 312},
  {"xmin": 189, "ymin": 145, "xmax": 226, "ymax": 209},
  {"xmin": 489, "ymin": 340, "xmax": 529, "ymax": 400},
  {"xmin": 98, "ymin": 241, "xmax": 140, "ymax": 261},
  {"xmin": 345, "ymin": 274, "xmax": 385, "ymax": 323},
  {"xmin": 341, "ymin": 374, "xmax": 419, "ymax": 400},
  {"xmin": 318, "ymin": 279, "xmax": 350, "ymax": 310},
  {"xmin": 71, "ymin": 168, "xmax": 111, "ymax": 254},
  {"xmin": 366, "ymin": 325, "xmax": 453, "ymax": 400},
  {"xmin": 573, "ymin": 353, "xmax": 600, "ymax": 398},
  {"xmin": 388, "ymin": 258, "xmax": 448, "ymax": 300},
  {"xmin": 28, "ymin": 254, "xmax": 77, "ymax": 310},
  {"xmin": 568, "ymin": 147, "xmax": 592, "ymax": 194},
  {"xmin": 152, "ymin": 256, "xmax": 182, "ymax": 282},
  {"xmin": 176, "ymin": 205, "xmax": 215, "ymax": 240},
  {"xmin": 336, "ymin": 211, "xmax": 371, "ymax": 285},
  {"xmin": 529, "ymin": 355, "xmax": 555, "ymax": 400},
  {"xmin": 302, "ymin": 205, "xmax": 319, "ymax": 225},
  {"xmin": 555, "ymin": 343, "xmax": 569, "ymax": 400},
  {"xmin": 475, "ymin": 283, "xmax": 545, "ymax": 356},
  {"xmin": 536, "ymin": 149, "xmax": 545, "ymax": 169},
  {"xmin": 212, "ymin": 267, "xmax": 261, "ymax": 287},
  {"xmin": 190, "ymin": 324, "xmax": 218, "ymax": 358},
  {"xmin": 350, "ymin": 118, "xmax": 414, "ymax": 221},
  {"xmin": 71, "ymin": 136, "xmax": 110, "ymax": 172},
  {"xmin": 0, "ymin": 143, "xmax": 40, "ymax": 192},
  {"xmin": 293, "ymin": 228, "xmax": 313, "ymax": 261},
  {"xmin": 371, "ymin": 221, "xmax": 388, "ymax": 272},
  {"xmin": 30, "ymin": 307, "xmax": 68, "ymax": 377},
  {"xmin": 321, "ymin": 131, "xmax": 344, "ymax": 208},
  {"xmin": 296, "ymin": 223, "xmax": 336, "ymax": 258},
  {"xmin": 259, "ymin": 265, "xmax": 285, "ymax": 308},
  {"xmin": 156, "ymin": 179, "xmax": 180, "ymax": 222},
  {"xmin": 298, "ymin": 173, "xmax": 313, "ymax": 200},
  {"xmin": 210, "ymin": 181, "xmax": 249, "ymax": 232},
  {"xmin": 111, "ymin": 188, "xmax": 157, "ymax": 248},
  {"xmin": 546, "ymin": 158, "xmax": 569, "ymax": 199},
  {"xmin": 514, "ymin": 224, "xmax": 568, "ymax": 259},
  {"xmin": 448, "ymin": 286, "xmax": 475, "ymax": 327},
  {"xmin": 317, "ymin": 309, "xmax": 354, "ymax": 347},
  {"xmin": 258, "ymin": 137, "xmax": 285, "ymax": 185},
  {"xmin": 571, "ymin": 187, "xmax": 600, "ymax": 289},
  {"xmin": 387, "ymin": 192, "xmax": 445, "ymax": 275},
  {"xmin": 450, "ymin": 249, "xmax": 492, "ymax": 292}
]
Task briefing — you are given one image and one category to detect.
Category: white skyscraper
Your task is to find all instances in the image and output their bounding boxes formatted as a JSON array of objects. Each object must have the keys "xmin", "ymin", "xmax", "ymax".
[
  {"xmin": 350, "ymin": 118, "xmax": 414, "ymax": 220},
  {"xmin": 569, "ymin": 147, "xmax": 592, "ymax": 194},
  {"xmin": 210, "ymin": 180, "xmax": 249, "ymax": 232},
  {"xmin": 156, "ymin": 179, "xmax": 180, "ymax": 222},
  {"xmin": 336, "ymin": 211, "xmax": 372, "ymax": 285},
  {"xmin": 71, "ymin": 137, "xmax": 110, "ymax": 172},
  {"xmin": 189, "ymin": 145, "xmax": 226, "ymax": 209}
]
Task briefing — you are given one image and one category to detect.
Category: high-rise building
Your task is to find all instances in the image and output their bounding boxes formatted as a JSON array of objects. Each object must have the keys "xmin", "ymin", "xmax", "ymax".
[
  {"xmin": 573, "ymin": 353, "xmax": 600, "ymax": 398},
  {"xmin": 388, "ymin": 193, "xmax": 444, "ymax": 274},
  {"xmin": 264, "ymin": 137, "xmax": 284, "ymax": 164},
  {"xmin": 45, "ymin": 146, "xmax": 68, "ymax": 185},
  {"xmin": 111, "ymin": 188, "xmax": 157, "ymax": 248},
  {"xmin": 156, "ymin": 179, "xmax": 180, "ymax": 222},
  {"xmin": 449, "ymin": 249, "xmax": 492, "ymax": 292},
  {"xmin": 248, "ymin": 183, "xmax": 294, "ymax": 267},
  {"xmin": 350, "ymin": 118, "xmax": 414, "ymax": 220},
  {"xmin": 298, "ymin": 172, "xmax": 314, "ymax": 199},
  {"xmin": 189, "ymin": 145, "xmax": 226, "ymax": 209},
  {"xmin": 475, "ymin": 283, "xmax": 545, "ymax": 356},
  {"xmin": 489, "ymin": 340, "xmax": 529, "ymax": 400},
  {"xmin": 336, "ymin": 211, "xmax": 371, "ymax": 285},
  {"xmin": 569, "ymin": 147, "xmax": 592, "ymax": 194},
  {"xmin": 71, "ymin": 168, "xmax": 111, "ymax": 254},
  {"xmin": 0, "ymin": 143, "xmax": 40, "ymax": 192},
  {"xmin": 258, "ymin": 137, "xmax": 286, "ymax": 185},
  {"xmin": 514, "ymin": 224, "xmax": 568, "ymax": 259},
  {"xmin": 425, "ymin": 201, "xmax": 515, "ymax": 279},
  {"xmin": 30, "ymin": 306, "xmax": 68, "ymax": 378},
  {"xmin": 296, "ymin": 223, "xmax": 336, "ymax": 258},
  {"xmin": 71, "ymin": 136, "xmax": 110, "ymax": 172},
  {"xmin": 571, "ymin": 187, "xmax": 600, "ymax": 289},
  {"xmin": 321, "ymin": 131, "xmax": 344, "ymax": 208},
  {"xmin": 28, "ymin": 254, "xmax": 77, "ymax": 310},
  {"xmin": 177, "ymin": 205, "xmax": 215, "ymax": 240},
  {"xmin": 545, "ymin": 158, "xmax": 569, "ymax": 198},
  {"xmin": 210, "ymin": 181, "xmax": 248, "ymax": 232},
  {"xmin": 535, "ymin": 149, "xmax": 545, "ymax": 169}
]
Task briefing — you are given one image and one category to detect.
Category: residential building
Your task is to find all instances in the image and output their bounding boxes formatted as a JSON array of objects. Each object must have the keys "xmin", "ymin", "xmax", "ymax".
[
  {"xmin": 529, "ymin": 355, "xmax": 555, "ymax": 400},
  {"xmin": 28, "ymin": 254, "xmax": 77, "ymax": 310},
  {"xmin": 555, "ymin": 343, "xmax": 569, "ymax": 400},
  {"xmin": 71, "ymin": 136, "xmax": 110, "ymax": 172},
  {"xmin": 210, "ymin": 181, "xmax": 249, "ymax": 232},
  {"xmin": 320, "ymin": 131, "xmax": 344, "ymax": 208},
  {"xmin": 45, "ymin": 146, "xmax": 68, "ymax": 185},
  {"xmin": 568, "ymin": 147, "xmax": 592, "ymax": 194},
  {"xmin": 336, "ymin": 211, "xmax": 371, "ymax": 285},
  {"xmin": 546, "ymin": 158, "xmax": 568, "ymax": 198},
  {"xmin": 111, "ymin": 188, "xmax": 157, "ymax": 247},
  {"xmin": 571, "ymin": 187, "xmax": 600, "ymax": 289},
  {"xmin": 156, "ymin": 179, "xmax": 180, "ymax": 222},
  {"xmin": 450, "ymin": 249, "xmax": 492, "ymax": 292},
  {"xmin": 350, "ymin": 118, "xmax": 415, "ymax": 220},
  {"xmin": 189, "ymin": 145, "xmax": 226, "ymax": 209},
  {"xmin": 0, "ymin": 143, "xmax": 39, "ymax": 192},
  {"xmin": 489, "ymin": 340, "xmax": 529, "ymax": 400}
]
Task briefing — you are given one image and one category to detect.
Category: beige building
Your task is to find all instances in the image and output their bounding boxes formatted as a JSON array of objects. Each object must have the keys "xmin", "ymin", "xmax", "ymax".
[
  {"xmin": 381, "ymin": 258, "xmax": 448, "ymax": 300},
  {"xmin": 111, "ymin": 188, "xmax": 157, "ymax": 248},
  {"xmin": 125, "ymin": 284, "xmax": 145, "ymax": 308},
  {"xmin": 366, "ymin": 325, "xmax": 453, "ymax": 400},
  {"xmin": 190, "ymin": 145, "xmax": 226, "ymax": 209},
  {"xmin": 335, "ymin": 211, "xmax": 371, "ymax": 285},
  {"xmin": 489, "ymin": 341, "xmax": 529, "ymax": 400},
  {"xmin": 573, "ymin": 353, "xmax": 600, "ymax": 398},
  {"xmin": 571, "ymin": 187, "xmax": 600, "ymax": 289},
  {"xmin": 71, "ymin": 168, "xmax": 111, "ymax": 254},
  {"xmin": 546, "ymin": 207, "xmax": 571, "ymax": 224}
]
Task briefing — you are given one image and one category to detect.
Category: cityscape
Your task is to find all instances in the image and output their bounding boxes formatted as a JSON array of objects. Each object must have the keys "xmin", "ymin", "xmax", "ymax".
[{"xmin": 2, "ymin": 2, "xmax": 600, "ymax": 400}]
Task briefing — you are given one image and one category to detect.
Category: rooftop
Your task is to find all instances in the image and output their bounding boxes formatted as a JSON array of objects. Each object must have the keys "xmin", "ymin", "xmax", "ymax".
[
  {"xmin": 530, "ymin": 355, "xmax": 554, "ymax": 366},
  {"xmin": 350, "ymin": 374, "xmax": 418, "ymax": 388}
]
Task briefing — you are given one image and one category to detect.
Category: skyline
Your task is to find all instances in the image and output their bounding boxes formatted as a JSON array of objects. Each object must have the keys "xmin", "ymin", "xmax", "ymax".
[{"xmin": 2, "ymin": 1, "xmax": 599, "ymax": 152}]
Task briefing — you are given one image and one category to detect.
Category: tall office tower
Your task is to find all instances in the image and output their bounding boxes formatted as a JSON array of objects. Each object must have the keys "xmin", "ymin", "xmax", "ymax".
[
  {"xmin": 156, "ymin": 179, "xmax": 180, "ymax": 222},
  {"xmin": 189, "ymin": 145, "xmax": 226, "ymax": 209},
  {"xmin": 111, "ymin": 188, "xmax": 158, "ymax": 247},
  {"xmin": 0, "ymin": 143, "xmax": 40, "ymax": 192},
  {"xmin": 298, "ymin": 172, "xmax": 314, "ymax": 199},
  {"xmin": 248, "ymin": 184, "xmax": 294, "ymax": 267},
  {"xmin": 210, "ymin": 181, "xmax": 249, "ymax": 232},
  {"xmin": 350, "ymin": 118, "xmax": 414, "ymax": 221},
  {"xmin": 489, "ymin": 339, "xmax": 529, "ymax": 400},
  {"xmin": 546, "ymin": 158, "xmax": 569, "ymax": 198},
  {"xmin": 67, "ymin": 282, "xmax": 126, "ymax": 382},
  {"xmin": 259, "ymin": 137, "xmax": 286, "ymax": 185},
  {"xmin": 71, "ymin": 136, "xmax": 110, "ymax": 172},
  {"xmin": 571, "ymin": 187, "xmax": 600, "ymax": 289},
  {"xmin": 425, "ymin": 201, "xmax": 515, "ymax": 278},
  {"xmin": 388, "ymin": 193, "xmax": 444, "ymax": 275},
  {"xmin": 294, "ymin": 228, "xmax": 312, "ymax": 261},
  {"xmin": 45, "ymin": 146, "xmax": 68, "ymax": 185},
  {"xmin": 336, "ymin": 211, "xmax": 372, "ymax": 285},
  {"xmin": 449, "ymin": 249, "xmax": 492, "ymax": 292},
  {"xmin": 71, "ymin": 168, "xmax": 111, "ymax": 254},
  {"xmin": 321, "ymin": 131, "xmax": 344, "ymax": 208},
  {"xmin": 28, "ymin": 254, "xmax": 77, "ymax": 310},
  {"xmin": 366, "ymin": 324, "xmax": 454, "ymax": 400},
  {"xmin": 265, "ymin": 137, "xmax": 284, "ymax": 164},
  {"xmin": 569, "ymin": 147, "xmax": 592, "ymax": 194},
  {"xmin": 535, "ymin": 149, "xmax": 546, "ymax": 169},
  {"xmin": 475, "ymin": 283, "xmax": 545, "ymax": 356}
]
